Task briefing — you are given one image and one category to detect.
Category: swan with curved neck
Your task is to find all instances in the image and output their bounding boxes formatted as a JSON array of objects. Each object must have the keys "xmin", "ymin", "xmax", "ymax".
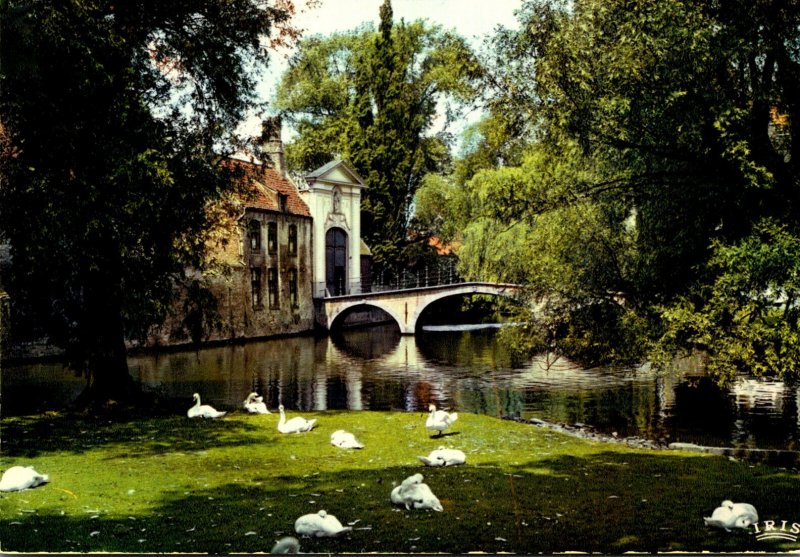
[
  {"xmin": 294, "ymin": 510, "xmax": 352, "ymax": 537},
  {"xmin": 425, "ymin": 404, "xmax": 458, "ymax": 437},
  {"xmin": 278, "ymin": 404, "xmax": 316, "ymax": 433},
  {"xmin": 390, "ymin": 473, "xmax": 443, "ymax": 511},
  {"xmin": 331, "ymin": 429, "xmax": 364, "ymax": 449},
  {"xmin": 187, "ymin": 393, "xmax": 226, "ymax": 419},
  {"xmin": 0, "ymin": 466, "xmax": 49, "ymax": 492},
  {"xmin": 243, "ymin": 392, "xmax": 270, "ymax": 414},
  {"xmin": 418, "ymin": 446, "xmax": 466, "ymax": 466},
  {"xmin": 704, "ymin": 500, "xmax": 758, "ymax": 531}
]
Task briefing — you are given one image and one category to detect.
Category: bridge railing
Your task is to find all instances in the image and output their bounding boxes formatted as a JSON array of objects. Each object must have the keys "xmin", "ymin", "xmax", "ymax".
[{"xmin": 315, "ymin": 263, "xmax": 465, "ymax": 298}]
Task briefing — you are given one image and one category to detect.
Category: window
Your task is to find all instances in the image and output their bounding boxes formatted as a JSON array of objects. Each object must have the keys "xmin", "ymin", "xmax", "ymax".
[
  {"xmin": 288, "ymin": 268, "xmax": 298, "ymax": 307},
  {"xmin": 248, "ymin": 220, "xmax": 261, "ymax": 251},
  {"xmin": 267, "ymin": 222, "xmax": 278, "ymax": 254},
  {"xmin": 268, "ymin": 267, "xmax": 279, "ymax": 308},
  {"xmin": 288, "ymin": 224, "xmax": 297, "ymax": 256},
  {"xmin": 250, "ymin": 268, "xmax": 262, "ymax": 308},
  {"xmin": 279, "ymin": 193, "xmax": 288, "ymax": 213}
]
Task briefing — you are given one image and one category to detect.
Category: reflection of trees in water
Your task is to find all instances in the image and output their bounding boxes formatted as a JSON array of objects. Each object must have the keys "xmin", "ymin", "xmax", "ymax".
[
  {"xmin": 330, "ymin": 324, "xmax": 400, "ymax": 360},
  {"xmin": 457, "ymin": 385, "xmax": 524, "ymax": 419},
  {"xmin": 667, "ymin": 377, "xmax": 735, "ymax": 444},
  {"xmin": 9, "ymin": 332, "xmax": 800, "ymax": 449},
  {"xmin": 416, "ymin": 329, "xmax": 515, "ymax": 368}
]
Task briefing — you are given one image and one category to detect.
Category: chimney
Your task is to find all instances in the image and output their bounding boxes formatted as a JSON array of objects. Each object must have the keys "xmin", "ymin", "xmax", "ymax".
[{"xmin": 261, "ymin": 116, "xmax": 286, "ymax": 177}]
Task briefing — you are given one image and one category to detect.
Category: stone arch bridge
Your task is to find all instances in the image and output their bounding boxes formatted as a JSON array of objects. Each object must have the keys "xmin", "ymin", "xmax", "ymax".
[{"xmin": 316, "ymin": 282, "xmax": 522, "ymax": 334}]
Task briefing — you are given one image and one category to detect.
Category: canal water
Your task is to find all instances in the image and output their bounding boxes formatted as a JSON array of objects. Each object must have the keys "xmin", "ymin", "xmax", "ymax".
[{"xmin": 3, "ymin": 324, "xmax": 798, "ymax": 451}]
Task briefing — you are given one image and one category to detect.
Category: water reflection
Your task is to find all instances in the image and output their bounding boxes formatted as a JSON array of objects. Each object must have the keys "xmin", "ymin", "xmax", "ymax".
[{"xmin": 3, "ymin": 325, "xmax": 799, "ymax": 450}]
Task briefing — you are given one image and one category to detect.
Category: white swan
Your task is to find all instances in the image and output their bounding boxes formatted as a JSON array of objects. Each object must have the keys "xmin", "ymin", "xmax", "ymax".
[
  {"xmin": 704, "ymin": 500, "xmax": 758, "ymax": 531},
  {"xmin": 425, "ymin": 403, "xmax": 458, "ymax": 437},
  {"xmin": 270, "ymin": 536, "xmax": 300, "ymax": 553},
  {"xmin": 331, "ymin": 429, "xmax": 364, "ymax": 449},
  {"xmin": 243, "ymin": 392, "xmax": 271, "ymax": 414},
  {"xmin": 405, "ymin": 482, "xmax": 444, "ymax": 512},
  {"xmin": 294, "ymin": 510, "xmax": 352, "ymax": 537},
  {"xmin": 729, "ymin": 502, "xmax": 758, "ymax": 523},
  {"xmin": 390, "ymin": 473, "xmax": 443, "ymax": 511},
  {"xmin": 418, "ymin": 446, "xmax": 466, "ymax": 466},
  {"xmin": 390, "ymin": 473, "xmax": 424, "ymax": 505},
  {"xmin": 278, "ymin": 404, "xmax": 317, "ymax": 434},
  {"xmin": 0, "ymin": 465, "xmax": 49, "ymax": 492},
  {"xmin": 187, "ymin": 393, "xmax": 227, "ymax": 418}
]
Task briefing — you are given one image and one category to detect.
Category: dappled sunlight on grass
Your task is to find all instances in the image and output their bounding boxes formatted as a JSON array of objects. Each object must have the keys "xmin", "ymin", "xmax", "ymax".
[{"xmin": 1, "ymin": 411, "xmax": 798, "ymax": 553}]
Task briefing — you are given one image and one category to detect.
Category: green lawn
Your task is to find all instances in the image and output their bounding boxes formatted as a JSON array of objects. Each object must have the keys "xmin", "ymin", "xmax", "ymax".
[{"xmin": 0, "ymin": 410, "xmax": 797, "ymax": 553}]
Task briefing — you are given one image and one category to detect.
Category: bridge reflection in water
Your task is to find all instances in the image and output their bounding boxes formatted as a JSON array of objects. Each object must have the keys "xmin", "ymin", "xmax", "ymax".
[{"xmin": 3, "ymin": 325, "xmax": 799, "ymax": 451}]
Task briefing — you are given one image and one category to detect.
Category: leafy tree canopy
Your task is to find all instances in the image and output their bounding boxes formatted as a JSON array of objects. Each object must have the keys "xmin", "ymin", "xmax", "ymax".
[
  {"xmin": 0, "ymin": 0, "xmax": 298, "ymax": 404},
  {"xmin": 416, "ymin": 0, "xmax": 800, "ymax": 376},
  {"xmin": 274, "ymin": 0, "xmax": 481, "ymax": 268}
]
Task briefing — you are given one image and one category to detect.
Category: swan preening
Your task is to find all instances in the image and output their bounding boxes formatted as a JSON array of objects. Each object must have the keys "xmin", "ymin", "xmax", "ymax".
[
  {"xmin": 294, "ymin": 510, "xmax": 352, "ymax": 537},
  {"xmin": 331, "ymin": 429, "xmax": 364, "ymax": 449},
  {"xmin": 390, "ymin": 473, "xmax": 443, "ymax": 512},
  {"xmin": 0, "ymin": 465, "xmax": 49, "ymax": 492},
  {"xmin": 418, "ymin": 446, "xmax": 466, "ymax": 466},
  {"xmin": 243, "ymin": 392, "xmax": 271, "ymax": 414},
  {"xmin": 704, "ymin": 500, "xmax": 759, "ymax": 531},
  {"xmin": 278, "ymin": 404, "xmax": 317, "ymax": 434},
  {"xmin": 270, "ymin": 536, "xmax": 301, "ymax": 553},
  {"xmin": 187, "ymin": 393, "xmax": 227, "ymax": 418},
  {"xmin": 425, "ymin": 404, "xmax": 458, "ymax": 437}
]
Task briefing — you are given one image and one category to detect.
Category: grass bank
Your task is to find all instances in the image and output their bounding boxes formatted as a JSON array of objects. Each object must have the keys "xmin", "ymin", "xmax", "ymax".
[{"xmin": 1, "ymin": 410, "xmax": 798, "ymax": 553}]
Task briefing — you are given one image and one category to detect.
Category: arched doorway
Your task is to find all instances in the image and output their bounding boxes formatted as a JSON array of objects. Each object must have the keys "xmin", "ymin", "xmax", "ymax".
[{"xmin": 326, "ymin": 227, "xmax": 347, "ymax": 295}]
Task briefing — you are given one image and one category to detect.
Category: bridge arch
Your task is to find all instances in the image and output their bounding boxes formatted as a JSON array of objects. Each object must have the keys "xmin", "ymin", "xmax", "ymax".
[
  {"xmin": 411, "ymin": 286, "xmax": 521, "ymax": 332},
  {"xmin": 320, "ymin": 282, "xmax": 522, "ymax": 335},
  {"xmin": 328, "ymin": 301, "xmax": 405, "ymax": 333}
]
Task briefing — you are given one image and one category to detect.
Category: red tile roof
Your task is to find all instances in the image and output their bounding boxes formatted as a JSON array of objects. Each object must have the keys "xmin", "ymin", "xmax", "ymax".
[{"xmin": 224, "ymin": 157, "xmax": 311, "ymax": 218}]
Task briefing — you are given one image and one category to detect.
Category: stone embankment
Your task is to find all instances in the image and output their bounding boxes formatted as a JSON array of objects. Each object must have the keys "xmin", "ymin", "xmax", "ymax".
[{"xmin": 505, "ymin": 415, "xmax": 800, "ymax": 469}]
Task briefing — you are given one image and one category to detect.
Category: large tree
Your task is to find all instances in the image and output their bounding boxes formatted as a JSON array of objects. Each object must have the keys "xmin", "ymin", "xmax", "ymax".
[
  {"xmin": 0, "ymin": 0, "xmax": 298, "ymax": 404},
  {"xmin": 275, "ymin": 0, "xmax": 481, "ymax": 269},
  {"xmin": 417, "ymin": 0, "xmax": 800, "ymax": 375}
]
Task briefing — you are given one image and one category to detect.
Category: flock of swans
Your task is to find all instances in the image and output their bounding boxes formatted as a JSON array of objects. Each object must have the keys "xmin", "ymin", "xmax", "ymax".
[
  {"xmin": 0, "ymin": 391, "xmax": 761, "ymax": 552},
  {"xmin": 185, "ymin": 393, "xmax": 460, "ymax": 545}
]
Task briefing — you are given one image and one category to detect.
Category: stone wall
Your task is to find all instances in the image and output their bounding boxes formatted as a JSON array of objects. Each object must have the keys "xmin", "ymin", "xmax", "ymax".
[{"xmin": 144, "ymin": 210, "xmax": 316, "ymax": 348}]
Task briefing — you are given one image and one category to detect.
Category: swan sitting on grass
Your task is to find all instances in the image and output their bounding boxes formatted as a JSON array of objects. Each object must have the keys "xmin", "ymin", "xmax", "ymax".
[
  {"xmin": 243, "ymin": 392, "xmax": 270, "ymax": 414},
  {"xmin": 278, "ymin": 405, "xmax": 317, "ymax": 433},
  {"xmin": 294, "ymin": 510, "xmax": 352, "ymax": 537},
  {"xmin": 0, "ymin": 466, "xmax": 49, "ymax": 492},
  {"xmin": 187, "ymin": 393, "xmax": 226, "ymax": 419},
  {"xmin": 418, "ymin": 446, "xmax": 466, "ymax": 466},
  {"xmin": 425, "ymin": 404, "xmax": 457, "ymax": 437},
  {"xmin": 390, "ymin": 473, "xmax": 443, "ymax": 511},
  {"xmin": 330, "ymin": 429, "xmax": 364, "ymax": 449},
  {"xmin": 704, "ymin": 500, "xmax": 758, "ymax": 531}
]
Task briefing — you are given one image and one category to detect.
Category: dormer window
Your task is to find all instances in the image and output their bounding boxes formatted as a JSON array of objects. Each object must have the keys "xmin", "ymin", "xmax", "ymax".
[{"xmin": 279, "ymin": 193, "xmax": 288, "ymax": 213}]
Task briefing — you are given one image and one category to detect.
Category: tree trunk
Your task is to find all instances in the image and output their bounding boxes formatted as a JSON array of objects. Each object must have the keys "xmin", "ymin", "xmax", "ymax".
[{"xmin": 73, "ymin": 273, "xmax": 138, "ymax": 408}]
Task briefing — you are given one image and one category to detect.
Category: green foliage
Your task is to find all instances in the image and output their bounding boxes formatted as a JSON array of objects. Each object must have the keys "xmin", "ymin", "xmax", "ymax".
[
  {"xmin": 275, "ymin": 0, "xmax": 481, "ymax": 268},
  {"xmin": 0, "ymin": 0, "xmax": 292, "ymax": 401},
  {"xmin": 656, "ymin": 220, "xmax": 800, "ymax": 380},
  {"xmin": 423, "ymin": 0, "xmax": 800, "ymax": 375}
]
